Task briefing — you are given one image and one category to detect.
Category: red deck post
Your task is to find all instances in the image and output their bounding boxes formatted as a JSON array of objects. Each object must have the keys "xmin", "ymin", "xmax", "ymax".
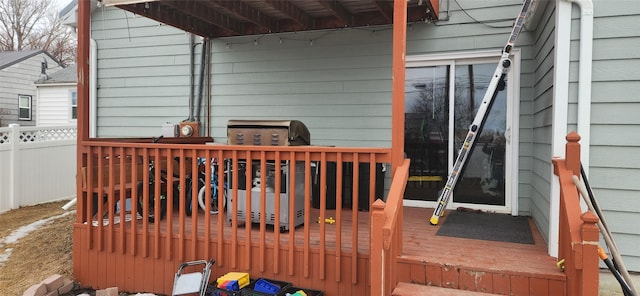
[
  {"xmin": 391, "ymin": 0, "xmax": 407, "ymax": 175},
  {"xmin": 579, "ymin": 211, "xmax": 600, "ymax": 294},
  {"xmin": 370, "ymin": 199, "xmax": 386, "ymax": 296},
  {"xmin": 554, "ymin": 132, "xmax": 600, "ymax": 296},
  {"xmin": 565, "ymin": 132, "xmax": 581, "ymax": 176}
]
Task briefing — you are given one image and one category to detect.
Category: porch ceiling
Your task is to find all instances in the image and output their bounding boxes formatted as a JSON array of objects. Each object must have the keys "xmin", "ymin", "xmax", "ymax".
[{"xmin": 102, "ymin": 0, "xmax": 439, "ymax": 38}]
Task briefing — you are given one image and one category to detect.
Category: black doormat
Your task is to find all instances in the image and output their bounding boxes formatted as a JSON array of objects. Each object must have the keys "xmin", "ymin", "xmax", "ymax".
[{"xmin": 436, "ymin": 211, "xmax": 534, "ymax": 244}]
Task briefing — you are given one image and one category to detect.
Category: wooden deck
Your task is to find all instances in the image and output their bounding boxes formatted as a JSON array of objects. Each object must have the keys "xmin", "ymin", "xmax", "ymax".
[
  {"xmin": 79, "ymin": 204, "xmax": 562, "ymax": 295},
  {"xmin": 397, "ymin": 207, "xmax": 566, "ymax": 295},
  {"xmin": 91, "ymin": 204, "xmax": 375, "ymax": 253}
]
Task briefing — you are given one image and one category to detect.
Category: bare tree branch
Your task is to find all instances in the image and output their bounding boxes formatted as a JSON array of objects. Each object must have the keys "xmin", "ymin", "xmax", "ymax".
[{"xmin": 0, "ymin": 0, "xmax": 76, "ymax": 66}]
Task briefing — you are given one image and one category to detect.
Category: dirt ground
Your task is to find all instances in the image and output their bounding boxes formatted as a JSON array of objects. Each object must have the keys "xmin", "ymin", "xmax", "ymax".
[{"xmin": 0, "ymin": 200, "xmax": 136, "ymax": 296}]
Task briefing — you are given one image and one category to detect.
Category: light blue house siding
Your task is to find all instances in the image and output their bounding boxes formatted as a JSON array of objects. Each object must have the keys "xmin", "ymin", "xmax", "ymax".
[
  {"xmin": 90, "ymin": 2, "xmax": 531, "ymax": 144},
  {"xmin": 584, "ymin": 1, "xmax": 640, "ymax": 270},
  {"xmin": 529, "ymin": 0, "xmax": 640, "ymax": 271},
  {"xmin": 89, "ymin": 12, "xmax": 192, "ymax": 135},
  {"xmin": 89, "ymin": 0, "xmax": 640, "ymax": 271},
  {"xmin": 530, "ymin": 0, "xmax": 556, "ymax": 251}
]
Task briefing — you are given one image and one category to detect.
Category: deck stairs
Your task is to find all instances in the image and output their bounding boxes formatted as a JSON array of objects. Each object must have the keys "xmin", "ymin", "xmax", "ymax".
[
  {"xmin": 391, "ymin": 253, "xmax": 566, "ymax": 296},
  {"xmin": 391, "ymin": 208, "xmax": 566, "ymax": 295}
]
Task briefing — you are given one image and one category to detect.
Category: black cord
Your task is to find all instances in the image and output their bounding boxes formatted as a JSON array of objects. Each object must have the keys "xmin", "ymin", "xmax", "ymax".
[{"xmin": 451, "ymin": 0, "xmax": 517, "ymax": 29}]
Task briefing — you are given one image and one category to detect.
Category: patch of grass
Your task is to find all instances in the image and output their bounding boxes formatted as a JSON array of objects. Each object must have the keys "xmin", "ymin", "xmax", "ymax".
[{"xmin": 0, "ymin": 200, "xmax": 74, "ymax": 295}]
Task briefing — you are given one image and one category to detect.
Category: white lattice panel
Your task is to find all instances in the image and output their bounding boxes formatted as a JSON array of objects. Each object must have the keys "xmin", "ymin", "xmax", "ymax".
[
  {"xmin": 0, "ymin": 131, "xmax": 9, "ymax": 144},
  {"xmin": 20, "ymin": 127, "xmax": 77, "ymax": 142}
]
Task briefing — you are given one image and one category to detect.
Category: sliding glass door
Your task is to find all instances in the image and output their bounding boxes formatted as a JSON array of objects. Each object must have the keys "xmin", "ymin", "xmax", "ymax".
[{"xmin": 404, "ymin": 52, "xmax": 518, "ymax": 213}]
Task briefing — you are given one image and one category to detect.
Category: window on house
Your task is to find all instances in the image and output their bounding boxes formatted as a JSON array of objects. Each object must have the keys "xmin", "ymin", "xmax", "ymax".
[
  {"xmin": 18, "ymin": 95, "xmax": 32, "ymax": 120},
  {"xmin": 71, "ymin": 91, "xmax": 77, "ymax": 120}
]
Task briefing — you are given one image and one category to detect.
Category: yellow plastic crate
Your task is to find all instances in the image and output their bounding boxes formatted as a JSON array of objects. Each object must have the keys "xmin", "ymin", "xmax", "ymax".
[{"xmin": 216, "ymin": 272, "xmax": 250, "ymax": 290}]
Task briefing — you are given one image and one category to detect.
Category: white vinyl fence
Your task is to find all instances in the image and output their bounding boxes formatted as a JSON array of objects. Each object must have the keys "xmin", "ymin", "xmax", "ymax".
[{"xmin": 0, "ymin": 124, "xmax": 77, "ymax": 213}]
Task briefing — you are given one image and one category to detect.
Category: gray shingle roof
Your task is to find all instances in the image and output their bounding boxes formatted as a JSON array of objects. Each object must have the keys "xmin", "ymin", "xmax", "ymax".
[{"xmin": 35, "ymin": 64, "xmax": 77, "ymax": 84}]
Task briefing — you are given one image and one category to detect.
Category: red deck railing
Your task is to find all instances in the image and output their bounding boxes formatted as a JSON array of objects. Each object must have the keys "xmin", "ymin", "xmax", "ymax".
[
  {"xmin": 552, "ymin": 132, "xmax": 600, "ymax": 296},
  {"xmin": 370, "ymin": 159, "xmax": 410, "ymax": 296},
  {"xmin": 75, "ymin": 139, "xmax": 394, "ymax": 294}
]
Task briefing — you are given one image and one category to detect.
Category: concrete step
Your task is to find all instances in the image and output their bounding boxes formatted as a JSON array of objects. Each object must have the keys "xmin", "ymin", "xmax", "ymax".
[{"xmin": 393, "ymin": 282, "xmax": 497, "ymax": 296}]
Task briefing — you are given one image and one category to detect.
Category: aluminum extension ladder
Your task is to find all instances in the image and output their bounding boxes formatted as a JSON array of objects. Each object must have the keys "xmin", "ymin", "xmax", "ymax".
[{"xmin": 429, "ymin": 0, "xmax": 535, "ymax": 225}]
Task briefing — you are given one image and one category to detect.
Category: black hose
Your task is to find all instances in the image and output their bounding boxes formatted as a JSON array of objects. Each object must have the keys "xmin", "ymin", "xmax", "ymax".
[
  {"xmin": 599, "ymin": 247, "xmax": 635, "ymax": 296},
  {"xmin": 582, "ymin": 164, "xmax": 637, "ymax": 296},
  {"xmin": 152, "ymin": 135, "xmax": 164, "ymax": 143}
]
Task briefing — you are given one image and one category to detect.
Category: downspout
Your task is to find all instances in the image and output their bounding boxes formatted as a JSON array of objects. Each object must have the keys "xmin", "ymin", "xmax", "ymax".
[
  {"xmin": 565, "ymin": 0, "xmax": 593, "ymax": 176},
  {"xmin": 195, "ymin": 37, "xmax": 208, "ymax": 123},
  {"xmin": 550, "ymin": 0, "xmax": 572, "ymax": 258},
  {"xmin": 550, "ymin": 0, "xmax": 593, "ymax": 258},
  {"xmin": 187, "ymin": 33, "xmax": 196, "ymax": 122},
  {"xmin": 90, "ymin": 38, "xmax": 97, "ymax": 138},
  {"xmin": 205, "ymin": 39, "xmax": 212, "ymax": 137}
]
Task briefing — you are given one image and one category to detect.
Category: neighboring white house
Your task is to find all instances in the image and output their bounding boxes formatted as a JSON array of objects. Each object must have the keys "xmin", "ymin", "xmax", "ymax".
[
  {"xmin": 0, "ymin": 50, "xmax": 63, "ymax": 127},
  {"xmin": 34, "ymin": 64, "xmax": 78, "ymax": 126}
]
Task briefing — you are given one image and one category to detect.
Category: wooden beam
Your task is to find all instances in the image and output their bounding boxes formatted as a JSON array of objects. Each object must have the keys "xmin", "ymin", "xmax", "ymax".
[
  {"xmin": 428, "ymin": 0, "xmax": 440, "ymax": 20},
  {"xmin": 264, "ymin": 0, "xmax": 313, "ymax": 30},
  {"xmin": 372, "ymin": 0, "xmax": 392, "ymax": 23},
  {"xmin": 210, "ymin": 0, "xmax": 276, "ymax": 32},
  {"xmin": 160, "ymin": 0, "xmax": 245, "ymax": 35},
  {"xmin": 123, "ymin": 2, "xmax": 220, "ymax": 37},
  {"xmin": 77, "ymin": 0, "xmax": 90, "ymax": 144},
  {"xmin": 314, "ymin": 0, "xmax": 352, "ymax": 26},
  {"xmin": 391, "ymin": 0, "xmax": 406, "ymax": 174},
  {"xmin": 115, "ymin": 0, "xmax": 438, "ymax": 38}
]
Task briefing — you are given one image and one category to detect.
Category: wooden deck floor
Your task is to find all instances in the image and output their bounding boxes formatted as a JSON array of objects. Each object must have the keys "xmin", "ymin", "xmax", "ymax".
[
  {"xmin": 108, "ymin": 204, "xmax": 376, "ymax": 252},
  {"xmin": 400, "ymin": 207, "xmax": 560, "ymax": 276},
  {"xmin": 97, "ymin": 204, "xmax": 559, "ymax": 274}
]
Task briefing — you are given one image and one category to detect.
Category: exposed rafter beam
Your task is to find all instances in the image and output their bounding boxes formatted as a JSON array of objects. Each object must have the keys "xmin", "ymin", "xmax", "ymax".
[
  {"xmin": 117, "ymin": 0, "xmax": 438, "ymax": 38},
  {"xmin": 372, "ymin": 1, "xmax": 393, "ymax": 23},
  {"xmin": 210, "ymin": 0, "xmax": 275, "ymax": 32},
  {"xmin": 159, "ymin": 0, "xmax": 245, "ymax": 35},
  {"xmin": 123, "ymin": 2, "xmax": 217, "ymax": 37},
  {"xmin": 314, "ymin": 0, "xmax": 351, "ymax": 26},
  {"xmin": 264, "ymin": 0, "xmax": 314, "ymax": 30}
]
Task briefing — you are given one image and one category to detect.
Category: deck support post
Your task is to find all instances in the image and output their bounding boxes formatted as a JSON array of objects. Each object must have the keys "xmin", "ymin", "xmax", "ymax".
[
  {"xmin": 371, "ymin": 199, "xmax": 386, "ymax": 296},
  {"xmin": 391, "ymin": 0, "xmax": 407, "ymax": 175}
]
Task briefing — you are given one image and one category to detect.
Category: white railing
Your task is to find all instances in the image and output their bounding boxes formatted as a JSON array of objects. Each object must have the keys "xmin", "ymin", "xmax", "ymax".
[{"xmin": 0, "ymin": 124, "xmax": 77, "ymax": 212}]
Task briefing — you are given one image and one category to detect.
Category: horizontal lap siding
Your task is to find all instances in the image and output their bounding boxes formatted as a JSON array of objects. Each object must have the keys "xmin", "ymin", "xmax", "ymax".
[
  {"xmin": 530, "ymin": 0, "xmax": 556, "ymax": 241},
  {"xmin": 0, "ymin": 55, "xmax": 62, "ymax": 126},
  {"xmin": 93, "ymin": 7, "xmax": 394, "ymax": 147},
  {"xmin": 37, "ymin": 86, "xmax": 75, "ymax": 126},
  {"xmin": 91, "ymin": 8, "xmax": 193, "ymax": 137},
  {"xmin": 209, "ymin": 31, "xmax": 393, "ymax": 148},
  {"xmin": 92, "ymin": 3, "xmax": 534, "ymax": 149},
  {"xmin": 585, "ymin": 1, "xmax": 640, "ymax": 271}
]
